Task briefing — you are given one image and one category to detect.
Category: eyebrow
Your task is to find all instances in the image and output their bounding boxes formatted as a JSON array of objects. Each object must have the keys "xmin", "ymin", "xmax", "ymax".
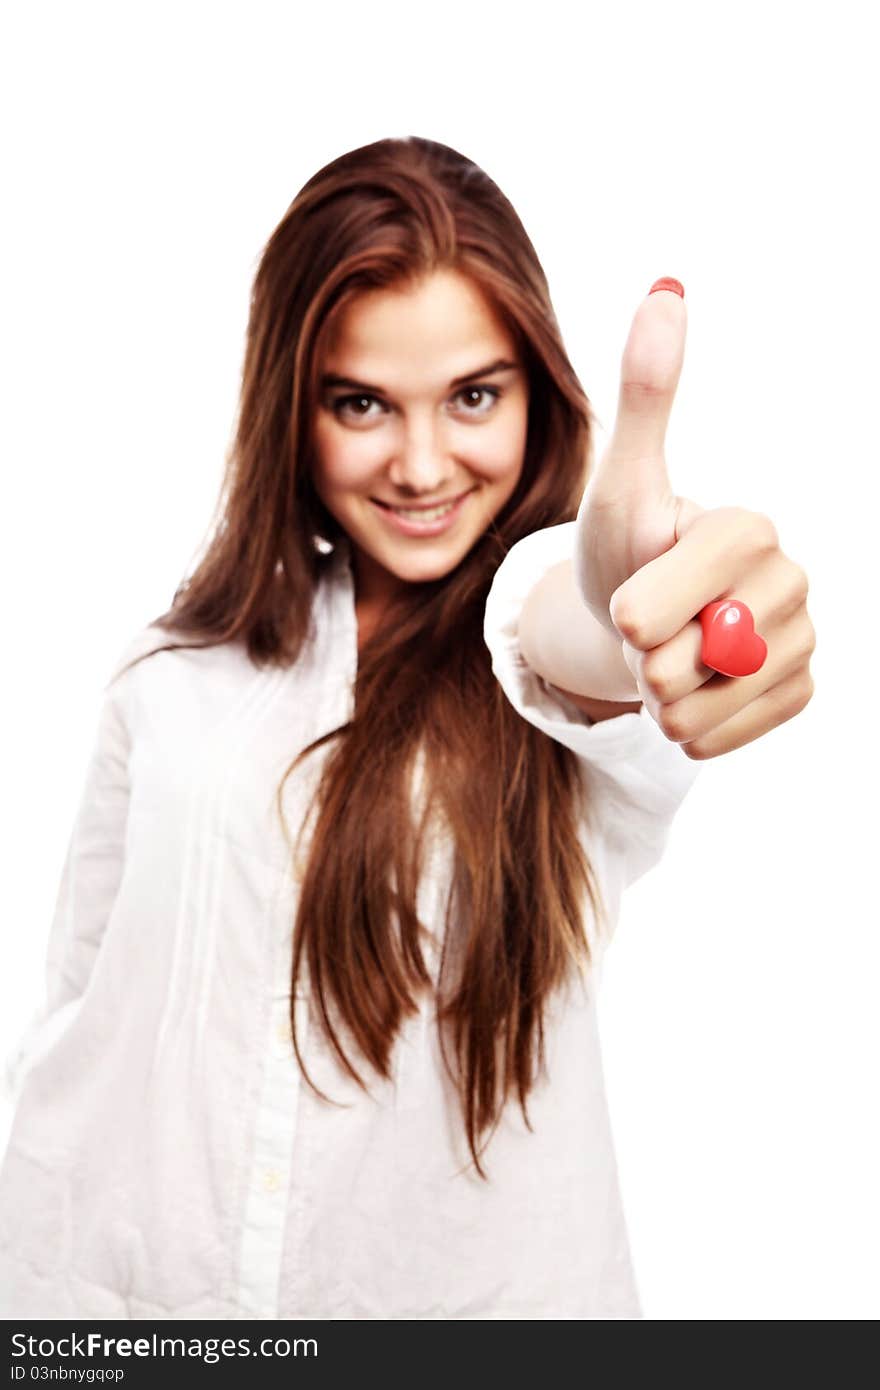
[{"xmin": 319, "ymin": 358, "xmax": 521, "ymax": 394}]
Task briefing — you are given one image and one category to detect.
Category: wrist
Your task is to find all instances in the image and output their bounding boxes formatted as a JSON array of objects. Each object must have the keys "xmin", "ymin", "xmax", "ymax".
[{"xmin": 519, "ymin": 559, "xmax": 641, "ymax": 703}]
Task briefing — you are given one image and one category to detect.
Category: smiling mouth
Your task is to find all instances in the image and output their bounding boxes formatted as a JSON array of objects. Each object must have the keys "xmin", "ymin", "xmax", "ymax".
[{"xmin": 371, "ymin": 488, "xmax": 473, "ymax": 521}]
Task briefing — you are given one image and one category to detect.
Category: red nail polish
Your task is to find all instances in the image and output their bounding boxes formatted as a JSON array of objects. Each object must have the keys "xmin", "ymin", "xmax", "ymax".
[{"xmin": 649, "ymin": 277, "xmax": 685, "ymax": 298}]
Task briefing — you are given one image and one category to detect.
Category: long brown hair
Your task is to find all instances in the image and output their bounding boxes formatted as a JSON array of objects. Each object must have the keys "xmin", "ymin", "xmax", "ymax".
[{"xmin": 115, "ymin": 135, "xmax": 609, "ymax": 1178}]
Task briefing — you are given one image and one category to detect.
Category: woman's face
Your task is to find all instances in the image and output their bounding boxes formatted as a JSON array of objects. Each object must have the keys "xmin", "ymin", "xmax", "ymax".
[{"xmin": 311, "ymin": 268, "xmax": 529, "ymax": 615}]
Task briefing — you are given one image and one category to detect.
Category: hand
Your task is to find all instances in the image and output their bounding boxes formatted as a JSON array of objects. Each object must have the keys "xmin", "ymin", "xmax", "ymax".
[{"xmin": 573, "ymin": 279, "xmax": 816, "ymax": 759}]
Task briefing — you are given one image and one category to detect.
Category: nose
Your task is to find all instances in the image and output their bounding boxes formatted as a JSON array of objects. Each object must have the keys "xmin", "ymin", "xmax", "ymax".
[{"xmin": 385, "ymin": 419, "xmax": 456, "ymax": 497}]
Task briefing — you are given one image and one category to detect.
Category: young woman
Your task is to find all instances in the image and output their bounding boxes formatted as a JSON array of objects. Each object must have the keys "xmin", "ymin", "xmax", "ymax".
[{"xmin": 0, "ymin": 136, "xmax": 814, "ymax": 1319}]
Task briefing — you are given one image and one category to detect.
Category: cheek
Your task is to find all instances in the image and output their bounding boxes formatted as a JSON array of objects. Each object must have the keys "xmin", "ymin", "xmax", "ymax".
[
  {"xmin": 482, "ymin": 395, "xmax": 528, "ymax": 457},
  {"xmin": 475, "ymin": 416, "xmax": 528, "ymax": 484},
  {"xmin": 313, "ymin": 428, "xmax": 382, "ymax": 496}
]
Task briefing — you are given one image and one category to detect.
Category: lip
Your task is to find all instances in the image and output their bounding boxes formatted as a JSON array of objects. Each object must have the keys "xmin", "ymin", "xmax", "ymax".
[
  {"xmin": 369, "ymin": 488, "xmax": 474, "ymax": 537},
  {"xmin": 371, "ymin": 487, "xmax": 472, "ymax": 511}
]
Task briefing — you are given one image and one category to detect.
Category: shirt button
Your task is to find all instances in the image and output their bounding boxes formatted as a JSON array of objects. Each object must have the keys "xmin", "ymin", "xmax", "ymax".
[{"xmin": 262, "ymin": 1168, "xmax": 282, "ymax": 1193}]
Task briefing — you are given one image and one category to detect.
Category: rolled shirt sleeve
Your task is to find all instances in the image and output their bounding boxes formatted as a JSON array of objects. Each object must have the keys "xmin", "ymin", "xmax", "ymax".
[{"xmin": 483, "ymin": 522, "xmax": 704, "ymax": 887}]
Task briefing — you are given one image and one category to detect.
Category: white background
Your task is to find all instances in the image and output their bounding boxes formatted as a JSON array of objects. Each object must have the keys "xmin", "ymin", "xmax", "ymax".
[{"xmin": 1, "ymin": 0, "xmax": 876, "ymax": 1320}]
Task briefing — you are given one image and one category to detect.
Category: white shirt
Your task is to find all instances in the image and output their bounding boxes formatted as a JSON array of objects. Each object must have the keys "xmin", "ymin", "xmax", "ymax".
[{"xmin": 0, "ymin": 522, "xmax": 702, "ymax": 1320}]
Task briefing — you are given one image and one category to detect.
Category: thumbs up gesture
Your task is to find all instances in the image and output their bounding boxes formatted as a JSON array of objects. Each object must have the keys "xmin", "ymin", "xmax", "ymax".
[{"xmin": 574, "ymin": 279, "xmax": 816, "ymax": 759}]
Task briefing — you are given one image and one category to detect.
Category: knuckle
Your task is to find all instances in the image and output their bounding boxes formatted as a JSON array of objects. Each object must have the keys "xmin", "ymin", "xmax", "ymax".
[
  {"xmin": 802, "ymin": 613, "xmax": 817, "ymax": 658},
  {"xmin": 755, "ymin": 510, "xmax": 780, "ymax": 552},
  {"xmin": 731, "ymin": 507, "xmax": 777, "ymax": 554},
  {"xmin": 787, "ymin": 615, "xmax": 816, "ymax": 668},
  {"xmin": 783, "ymin": 670, "xmax": 814, "ymax": 715},
  {"xmin": 620, "ymin": 378, "xmax": 672, "ymax": 408},
  {"xmin": 682, "ymin": 738, "xmax": 710, "ymax": 761},
  {"xmin": 641, "ymin": 653, "xmax": 672, "ymax": 700},
  {"xmin": 610, "ymin": 600, "xmax": 646, "ymax": 647},
  {"xmin": 659, "ymin": 702, "xmax": 692, "ymax": 743},
  {"xmin": 788, "ymin": 562, "xmax": 810, "ymax": 607},
  {"xmin": 718, "ymin": 508, "xmax": 778, "ymax": 566}
]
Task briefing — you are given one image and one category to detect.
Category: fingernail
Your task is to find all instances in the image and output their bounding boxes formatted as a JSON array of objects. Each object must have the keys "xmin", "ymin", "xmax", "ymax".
[{"xmin": 649, "ymin": 277, "xmax": 685, "ymax": 298}]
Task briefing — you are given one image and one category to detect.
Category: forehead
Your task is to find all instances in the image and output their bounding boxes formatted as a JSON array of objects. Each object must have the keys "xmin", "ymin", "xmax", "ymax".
[{"xmin": 321, "ymin": 269, "xmax": 515, "ymax": 378}]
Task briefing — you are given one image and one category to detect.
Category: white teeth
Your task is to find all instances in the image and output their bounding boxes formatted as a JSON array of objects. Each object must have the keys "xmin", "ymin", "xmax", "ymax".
[{"xmin": 389, "ymin": 499, "xmax": 458, "ymax": 522}]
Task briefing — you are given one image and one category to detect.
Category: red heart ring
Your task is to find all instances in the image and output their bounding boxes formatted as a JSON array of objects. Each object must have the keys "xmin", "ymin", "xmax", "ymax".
[{"xmin": 699, "ymin": 599, "xmax": 767, "ymax": 678}]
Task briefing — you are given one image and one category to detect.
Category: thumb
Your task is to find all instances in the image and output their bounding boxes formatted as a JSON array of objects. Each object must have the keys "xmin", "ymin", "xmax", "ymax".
[{"xmin": 592, "ymin": 277, "xmax": 687, "ymax": 497}]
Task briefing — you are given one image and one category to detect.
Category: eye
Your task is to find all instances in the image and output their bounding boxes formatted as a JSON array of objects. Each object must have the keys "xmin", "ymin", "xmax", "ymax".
[
  {"xmin": 328, "ymin": 383, "xmax": 504, "ymax": 424},
  {"xmin": 453, "ymin": 384, "xmax": 502, "ymax": 415},
  {"xmin": 330, "ymin": 393, "xmax": 385, "ymax": 422}
]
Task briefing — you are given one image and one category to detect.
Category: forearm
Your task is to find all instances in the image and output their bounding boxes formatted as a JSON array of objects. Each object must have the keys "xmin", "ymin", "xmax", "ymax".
[{"xmin": 518, "ymin": 557, "xmax": 641, "ymax": 703}]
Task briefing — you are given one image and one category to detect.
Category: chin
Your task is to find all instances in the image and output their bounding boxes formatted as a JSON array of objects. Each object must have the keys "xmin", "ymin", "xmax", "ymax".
[{"xmin": 380, "ymin": 548, "xmax": 463, "ymax": 583}]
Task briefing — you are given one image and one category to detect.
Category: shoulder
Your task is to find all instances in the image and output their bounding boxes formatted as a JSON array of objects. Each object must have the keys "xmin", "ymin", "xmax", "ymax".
[
  {"xmin": 106, "ymin": 624, "xmax": 171, "ymax": 684},
  {"xmin": 103, "ymin": 625, "xmax": 261, "ymax": 730}
]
